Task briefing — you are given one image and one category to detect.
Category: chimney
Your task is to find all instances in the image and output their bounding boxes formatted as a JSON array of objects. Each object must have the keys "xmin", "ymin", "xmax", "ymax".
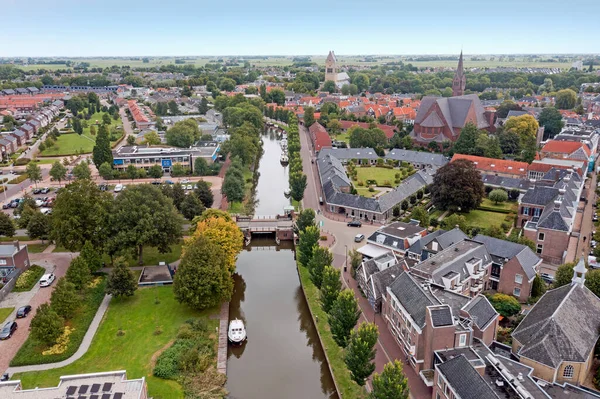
[{"xmin": 13, "ymin": 240, "xmax": 19, "ymax": 251}]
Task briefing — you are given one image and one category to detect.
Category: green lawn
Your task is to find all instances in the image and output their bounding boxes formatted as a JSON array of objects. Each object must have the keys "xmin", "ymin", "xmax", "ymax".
[
  {"xmin": 462, "ymin": 210, "xmax": 509, "ymax": 229},
  {"xmin": 13, "ymin": 287, "xmax": 219, "ymax": 399},
  {"xmin": 27, "ymin": 243, "xmax": 49, "ymax": 253},
  {"xmin": 101, "ymin": 242, "xmax": 183, "ymax": 267},
  {"xmin": 40, "ymin": 110, "xmax": 123, "ymax": 156},
  {"xmin": 353, "ymin": 166, "xmax": 412, "ymax": 187},
  {"xmin": 0, "ymin": 307, "xmax": 14, "ymax": 324},
  {"xmin": 29, "ymin": 159, "xmax": 60, "ymax": 165},
  {"xmin": 480, "ymin": 198, "xmax": 518, "ymax": 212},
  {"xmin": 355, "ymin": 187, "xmax": 380, "ymax": 198},
  {"xmin": 0, "ymin": 235, "xmax": 29, "ymax": 242},
  {"xmin": 298, "ymin": 264, "xmax": 366, "ymax": 398},
  {"xmin": 334, "ymin": 133, "xmax": 349, "ymax": 143}
]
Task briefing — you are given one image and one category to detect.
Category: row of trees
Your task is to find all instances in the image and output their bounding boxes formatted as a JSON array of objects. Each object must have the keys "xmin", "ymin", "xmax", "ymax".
[{"xmin": 287, "ymin": 116, "xmax": 307, "ymax": 202}]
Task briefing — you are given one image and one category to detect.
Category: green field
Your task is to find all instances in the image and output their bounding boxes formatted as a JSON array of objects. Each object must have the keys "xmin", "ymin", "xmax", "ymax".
[
  {"xmin": 13, "ymin": 286, "xmax": 219, "ymax": 399},
  {"xmin": 354, "ymin": 166, "xmax": 408, "ymax": 187},
  {"xmin": 462, "ymin": 210, "xmax": 509, "ymax": 229},
  {"xmin": 0, "ymin": 307, "xmax": 14, "ymax": 324},
  {"xmin": 40, "ymin": 111, "xmax": 122, "ymax": 156},
  {"xmin": 27, "ymin": 243, "xmax": 49, "ymax": 253},
  {"xmin": 479, "ymin": 198, "xmax": 518, "ymax": 212}
]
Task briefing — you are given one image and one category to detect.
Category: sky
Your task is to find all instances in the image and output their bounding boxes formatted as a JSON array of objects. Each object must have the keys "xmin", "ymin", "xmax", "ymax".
[{"xmin": 3, "ymin": 0, "xmax": 599, "ymax": 57}]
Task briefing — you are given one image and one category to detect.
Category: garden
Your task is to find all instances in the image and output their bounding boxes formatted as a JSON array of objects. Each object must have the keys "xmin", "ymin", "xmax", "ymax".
[
  {"xmin": 347, "ymin": 160, "xmax": 416, "ymax": 198},
  {"xmin": 13, "ymin": 286, "xmax": 222, "ymax": 399},
  {"xmin": 12, "ymin": 265, "xmax": 45, "ymax": 292}
]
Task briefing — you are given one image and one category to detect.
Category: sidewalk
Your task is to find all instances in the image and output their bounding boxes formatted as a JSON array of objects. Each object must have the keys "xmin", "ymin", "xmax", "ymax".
[{"xmin": 6, "ymin": 294, "xmax": 112, "ymax": 374}]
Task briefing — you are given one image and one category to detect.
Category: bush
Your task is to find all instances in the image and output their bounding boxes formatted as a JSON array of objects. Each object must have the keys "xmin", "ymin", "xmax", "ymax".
[
  {"xmin": 13, "ymin": 265, "xmax": 45, "ymax": 292},
  {"xmin": 368, "ymin": 186, "xmax": 375, "ymax": 192},
  {"xmin": 14, "ymin": 158, "xmax": 31, "ymax": 166},
  {"xmin": 320, "ymin": 235, "xmax": 328, "ymax": 241},
  {"xmin": 489, "ymin": 293, "xmax": 521, "ymax": 318},
  {"xmin": 357, "ymin": 180, "xmax": 364, "ymax": 187},
  {"xmin": 430, "ymin": 217, "xmax": 439, "ymax": 227},
  {"xmin": 489, "ymin": 189, "xmax": 509, "ymax": 205}
]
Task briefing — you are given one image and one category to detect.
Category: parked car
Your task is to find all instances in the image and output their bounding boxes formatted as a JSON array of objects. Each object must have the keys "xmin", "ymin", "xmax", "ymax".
[
  {"xmin": 541, "ymin": 273, "xmax": 555, "ymax": 284},
  {"xmin": 0, "ymin": 321, "xmax": 17, "ymax": 340},
  {"xmin": 35, "ymin": 199, "xmax": 44, "ymax": 207},
  {"xmin": 99, "ymin": 184, "xmax": 108, "ymax": 192},
  {"xmin": 181, "ymin": 179, "xmax": 190, "ymax": 184},
  {"xmin": 40, "ymin": 187, "xmax": 50, "ymax": 194},
  {"xmin": 165, "ymin": 180, "xmax": 174, "ymax": 185},
  {"xmin": 354, "ymin": 234, "xmax": 365, "ymax": 242},
  {"xmin": 16, "ymin": 305, "xmax": 31, "ymax": 318},
  {"xmin": 114, "ymin": 184, "xmax": 123, "ymax": 192},
  {"xmin": 151, "ymin": 181, "xmax": 161, "ymax": 185},
  {"xmin": 186, "ymin": 185, "xmax": 193, "ymax": 190},
  {"xmin": 39, "ymin": 273, "xmax": 55, "ymax": 287},
  {"xmin": 347, "ymin": 220, "xmax": 362, "ymax": 228},
  {"xmin": 32, "ymin": 188, "xmax": 42, "ymax": 195},
  {"xmin": 2, "ymin": 203, "xmax": 10, "ymax": 210}
]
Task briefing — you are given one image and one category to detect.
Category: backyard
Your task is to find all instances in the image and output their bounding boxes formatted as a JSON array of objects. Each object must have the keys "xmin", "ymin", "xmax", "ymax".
[
  {"xmin": 350, "ymin": 165, "xmax": 415, "ymax": 198},
  {"xmin": 12, "ymin": 286, "xmax": 219, "ymax": 399},
  {"xmin": 462, "ymin": 209, "xmax": 511, "ymax": 229}
]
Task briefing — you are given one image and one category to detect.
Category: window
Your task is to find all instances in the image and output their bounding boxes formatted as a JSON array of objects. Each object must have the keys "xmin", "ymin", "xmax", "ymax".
[
  {"xmin": 0, "ymin": 259, "xmax": 6, "ymax": 265},
  {"xmin": 534, "ymin": 208, "xmax": 542, "ymax": 217},
  {"xmin": 538, "ymin": 232, "xmax": 545, "ymax": 241},
  {"xmin": 515, "ymin": 274, "xmax": 523, "ymax": 284},
  {"xmin": 437, "ymin": 373, "xmax": 443, "ymax": 388},
  {"xmin": 536, "ymin": 244, "xmax": 543, "ymax": 254},
  {"xmin": 522, "ymin": 207, "xmax": 530, "ymax": 216},
  {"xmin": 563, "ymin": 365, "xmax": 574, "ymax": 379},
  {"xmin": 513, "ymin": 287, "xmax": 521, "ymax": 297},
  {"xmin": 459, "ymin": 334, "xmax": 467, "ymax": 347}
]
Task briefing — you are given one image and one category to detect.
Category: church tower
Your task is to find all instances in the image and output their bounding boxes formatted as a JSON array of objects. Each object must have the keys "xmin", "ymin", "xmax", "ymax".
[
  {"xmin": 452, "ymin": 51, "xmax": 466, "ymax": 97},
  {"xmin": 325, "ymin": 51, "xmax": 337, "ymax": 83}
]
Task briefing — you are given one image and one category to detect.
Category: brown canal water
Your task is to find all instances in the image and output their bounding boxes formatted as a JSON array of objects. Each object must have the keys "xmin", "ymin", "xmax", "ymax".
[{"xmin": 226, "ymin": 130, "xmax": 338, "ymax": 399}]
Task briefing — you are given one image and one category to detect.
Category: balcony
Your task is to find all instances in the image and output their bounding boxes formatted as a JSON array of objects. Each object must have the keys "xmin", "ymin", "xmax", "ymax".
[
  {"xmin": 470, "ymin": 284, "xmax": 483, "ymax": 293},
  {"xmin": 420, "ymin": 369, "xmax": 435, "ymax": 387}
]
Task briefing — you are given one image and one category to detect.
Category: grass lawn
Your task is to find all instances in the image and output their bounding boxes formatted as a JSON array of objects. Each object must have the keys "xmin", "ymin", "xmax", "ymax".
[
  {"xmin": 298, "ymin": 264, "xmax": 366, "ymax": 398},
  {"xmin": 26, "ymin": 243, "xmax": 49, "ymax": 253},
  {"xmin": 334, "ymin": 133, "xmax": 349, "ymax": 143},
  {"xmin": 101, "ymin": 242, "xmax": 183, "ymax": 267},
  {"xmin": 462, "ymin": 210, "xmax": 509, "ymax": 229},
  {"xmin": 355, "ymin": 187, "xmax": 380, "ymax": 198},
  {"xmin": 0, "ymin": 307, "xmax": 14, "ymax": 324},
  {"xmin": 0, "ymin": 235, "xmax": 29, "ymax": 242},
  {"xmin": 353, "ymin": 166, "xmax": 412, "ymax": 187},
  {"xmin": 13, "ymin": 286, "xmax": 219, "ymax": 399},
  {"xmin": 480, "ymin": 198, "xmax": 518, "ymax": 212},
  {"xmin": 29, "ymin": 159, "xmax": 60, "ymax": 165}
]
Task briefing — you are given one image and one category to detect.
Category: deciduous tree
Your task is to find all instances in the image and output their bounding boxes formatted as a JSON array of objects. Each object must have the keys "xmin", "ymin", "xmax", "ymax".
[
  {"xmin": 92, "ymin": 124, "xmax": 113, "ymax": 169},
  {"xmin": 26, "ymin": 162, "xmax": 42, "ymax": 187},
  {"xmin": 192, "ymin": 212, "xmax": 243, "ymax": 274},
  {"xmin": 98, "ymin": 162, "xmax": 112, "ymax": 180},
  {"xmin": 27, "ymin": 211, "xmax": 50, "ymax": 242},
  {"xmin": 194, "ymin": 180, "xmax": 214, "ymax": 208},
  {"xmin": 370, "ymin": 360, "xmax": 410, "ymax": 399},
  {"xmin": 538, "ymin": 107, "xmax": 564, "ymax": 140},
  {"xmin": 181, "ymin": 192, "xmax": 206, "ymax": 220},
  {"xmin": 345, "ymin": 322, "xmax": 379, "ymax": 386},
  {"xmin": 50, "ymin": 161, "xmax": 67, "ymax": 186},
  {"xmin": 489, "ymin": 293, "xmax": 521, "ymax": 318},
  {"xmin": 66, "ymin": 256, "xmax": 92, "ymax": 290},
  {"xmin": 555, "ymin": 89, "xmax": 577, "ymax": 109},
  {"xmin": 106, "ymin": 258, "xmax": 138, "ymax": 298},
  {"xmin": 148, "ymin": 164, "xmax": 163, "ymax": 179},
  {"xmin": 79, "ymin": 240, "xmax": 103, "ymax": 272},
  {"xmin": 430, "ymin": 159, "xmax": 484, "ymax": 212},
  {"xmin": 0, "ymin": 213, "xmax": 15, "ymax": 237},
  {"xmin": 320, "ymin": 266, "xmax": 342, "ymax": 313},
  {"xmin": 295, "ymin": 208, "xmax": 316, "ymax": 234},
  {"xmin": 489, "ymin": 189, "xmax": 508, "ymax": 205},
  {"xmin": 329, "ymin": 289, "xmax": 361, "ymax": 347},
  {"xmin": 51, "ymin": 278, "xmax": 79, "ymax": 319},
  {"xmin": 304, "ymin": 107, "xmax": 315, "ymax": 127},
  {"xmin": 30, "ymin": 303, "xmax": 63, "ymax": 346},
  {"xmin": 298, "ymin": 225, "xmax": 320, "ymax": 267},
  {"xmin": 309, "ymin": 246, "xmax": 333, "ymax": 288},
  {"xmin": 73, "ymin": 161, "xmax": 92, "ymax": 180}
]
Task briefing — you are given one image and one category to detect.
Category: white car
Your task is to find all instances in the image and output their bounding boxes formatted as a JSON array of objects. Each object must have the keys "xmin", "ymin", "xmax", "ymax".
[
  {"xmin": 186, "ymin": 185, "xmax": 193, "ymax": 190},
  {"xmin": 35, "ymin": 199, "xmax": 44, "ymax": 207},
  {"xmin": 39, "ymin": 273, "xmax": 55, "ymax": 287},
  {"xmin": 181, "ymin": 179, "xmax": 190, "ymax": 184},
  {"xmin": 114, "ymin": 184, "xmax": 123, "ymax": 192}
]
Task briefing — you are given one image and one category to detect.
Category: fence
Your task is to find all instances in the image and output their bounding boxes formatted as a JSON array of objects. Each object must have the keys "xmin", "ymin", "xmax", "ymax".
[{"xmin": 0, "ymin": 269, "xmax": 22, "ymax": 302}]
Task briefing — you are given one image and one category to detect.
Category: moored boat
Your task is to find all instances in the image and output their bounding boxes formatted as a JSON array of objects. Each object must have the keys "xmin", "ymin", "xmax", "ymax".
[{"xmin": 228, "ymin": 319, "xmax": 247, "ymax": 345}]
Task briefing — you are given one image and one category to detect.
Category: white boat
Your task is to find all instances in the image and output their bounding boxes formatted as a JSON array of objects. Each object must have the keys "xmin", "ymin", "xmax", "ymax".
[
  {"xmin": 228, "ymin": 319, "xmax": 246, "ymax": 345},
  {"xmin": 280, "ymin": 138, "xmax": 288, "ymax": 149},
  {"xmin": 280, "ymin": 154, "xmax": 289, "ymax": 165}
]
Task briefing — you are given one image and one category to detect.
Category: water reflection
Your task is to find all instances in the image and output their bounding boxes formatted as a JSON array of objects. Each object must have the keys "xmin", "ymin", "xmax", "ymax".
[{"xmin": 253, "ymin": 131, "xmax": 291, "ymax": 217}]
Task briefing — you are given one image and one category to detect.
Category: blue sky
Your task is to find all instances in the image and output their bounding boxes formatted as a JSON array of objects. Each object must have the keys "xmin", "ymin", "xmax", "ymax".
[{"xmin": 4, "ymin": 0, "xmax": 598, "ymax": 57}]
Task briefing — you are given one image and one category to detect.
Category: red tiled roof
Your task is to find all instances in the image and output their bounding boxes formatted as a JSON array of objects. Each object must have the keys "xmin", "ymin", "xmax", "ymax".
[
  {"xmin": 451, "ymin": 154, "xmax": 529, "ymax": 177},
  {"xmin": 338, "ymin": 120, "xmax": 396, "ymax": 139},
  {"xmin": 309, "ymin": 122, "xmax": 331, "ymax": 151},
  {"xmin": 541, "ymin": 140, "xmax": 591, "ymax": 157}
]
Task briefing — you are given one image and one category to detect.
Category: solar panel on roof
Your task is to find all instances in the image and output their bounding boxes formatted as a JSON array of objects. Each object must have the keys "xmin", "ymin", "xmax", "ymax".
[
  {"xmin": 91, "ymin": 384, "xmax": 101, "ymax": 393},
  {"xmin": 113, "ymin": 393, "xmax": 123, "ymax": 399},
  {"xmin": 90, "ymin": 396, "xmax": 99, "ymax": 399},
  {"xmin": 101, "ymin": 394, "xmax": 110, "ymax": 399},
  {"xmin": 67, "ymin": 386, "xmax": 77, "ymax": 395},
  {"xmin": 102, "ymin": 383, "xmax": 113, "ymax": 392},
  {"xmin": 79, "ymin": 385, "xmax": 89, "ymax": 394},
  {"xmin": 78, "ymin": 396, "xmax": 87, "ymax": 399}
]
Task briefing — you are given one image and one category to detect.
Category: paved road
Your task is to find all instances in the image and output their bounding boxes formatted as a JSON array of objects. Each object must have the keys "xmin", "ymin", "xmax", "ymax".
[
  {"xmin": 0, "ymin": 253, "xmax": 73, "ymax": 373},
  {"xmin": 298, "ymin": 124, "xmax": 429, "ymax": 397}
]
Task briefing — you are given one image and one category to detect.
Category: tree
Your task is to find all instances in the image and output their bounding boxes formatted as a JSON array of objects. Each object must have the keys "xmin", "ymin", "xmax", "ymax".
[
  {"xmin": 144, "ymin": 131, "xmax": 162, "ymax": 145},
  {"xmin": 309, "ymin": 246, "xmax": 333, "ymax": 288},
  {"xmin": 173, "ymin": 235, "xmax": 232, "ymax": 309},
  {"xmin": 430, "ymin": 159, "xmax": 484, "ymax": 212},
  {"xmin": 198, "ymin": 97, "xmax": 209, "ymax": 114},
  {"xmin": 27, "ymin": 212, "xmax": 50, "ymax": 241},
  {"xmin": 50, "ymin": 161, "xmax": 67, "ymax": 186},
  {"xmin": 66, "ymin": 256, "xmax": 92, "ymax": 290},
  {"xmin": 26, "ymin": 162, "xmax": 42, "ymax": 187},
  {"xmin": 92, "ymin": 124, "xmax": 113, "ymax": 169},
  {"xmin": 171, "ymin": 183, "xmax": 186, "ymax": 210},
  {"xmin": 194, "ymin": 180, "xmax": 214, "ymax": 208},
  {"xmin": 30, "ymin": 303, "xmax": 63, "ymax": 346},
  {"xmin": 221, "ymin": 171, "xmax": 245, "ymax": 203},
  {"xmin": 298, "ymin": 225, "xmax": 320, "ymax": 267},
  {"xmin": 73, "ymin": 161, "xmax": 92, "ymax": 180},
  {"xmin": 191, "ymin": 212, "xmax": 243, "ymax": 274},
  {"xmin": 181, "ymin": 192, "xmax": 206, "ymax": 220},
  {"xmin": 323, "ymin": 80, "xmax": 337, "ymax": 93},
  {"xmin": 370, "ymin": 360, "xmax": 410, "ymax": 399},
  {"xmin": 496, "ymin": 101, "xmax": 522, "ymax": 119},
  {"xmin": 329, "ymin": 289, "xmax": 361, "ymax": 347},
  {"xmin": 289, "ymin": 172, "xmax": 307, "ymax": 202},
  {"xmin": 51, "ymin": 179, "xmax": 112, "ymax": 251},
  {"xmin": 304, "ymin": 107, "xmax": 315, "ymax": 127},
  {"xmin": 126, "ymin": 135, "xmax": 136, "ymax": 146},
  {"xmin": 410, "ymin": 206, "xmax": 429, "ymax": 227},
  {"xmin": 51, "ymin": 278, "xmax": 79, "ymax": 319},
  {"xmin": 148, "ymin": 164, "xmax": 163, "ymax": 179},
  {"xmin": 531, "ymin": 274, "xmax": 547, "ymax": 298},
  {"xmin": 348, "ymin": 126, "xmax": 387, "ymax": 149},
  {"xmin": 194, "ymin": 157, "xmax": 209, "ymax": 176},
  {"xmin": 349, "ymin": 249, "xmax": 363, "ymax": 278},
  {"xmin": 345, "ymin": 322, "xmax": 379, "ymax": 386},
  {"xmin": 320, "ymin": 266, "xmax": 342, "ymax": 313},
  {"xmin": 440, "ymin": 214, "xmax": 468, "ymax": 232},
  {"xmin": 553, "ymin": 262, "xmax": 576, "ymax": 288},
  {"xmin": 555, "ymin": 89, "xmax": 577, "ymax": 109},
  {"xmin": 102, "ymin": 112, "xmax": 112, "ymax": 125},
  {"xmin": 126, "ymin": 164, "xmax": 138, "ymax": 181},
  {"xmin": 168, "ymin": 100, "xmax": 180, "ymax": 115},
  {"xmin": 489, "ymin": 189, "xmax": 508, "ymax": 205},
  {"xmin": 489, "ymin": 293, "xmax": 521, "ymax": 318},
  {"xmin": 109, "ymin": 184, "xmax": 183, "ymax": 265},
  {"xmin": 0, "ymin": 213, "xmax": 15, "ymax": 237},
  {"xmin": 353, "ymin": 73, "xmax": 370, "ymax": 92},
  {"xmin": 98, "ymin": 162, "xmax": 113, "ymax": 180},
  {"xmin": 538, "ymin": 107, "xmax": 564, "ymax": 140},
  {"xmin": 295, "ymin": 208, "xmax": 316, "ymax": 234},
  {"xmin": 106, "ymin": 258, "xmax": 138, "ymax": 298},
  {"xmin": 452, "ymin": 122, "xmax": 480, "ymax": 155},
  {"xmin": 80, "ymin": 240, "xmax": 103, "ymax": 272},
  {"xmin": 166, "ymin": 119, "xmax": 200, "ymax": 148}
]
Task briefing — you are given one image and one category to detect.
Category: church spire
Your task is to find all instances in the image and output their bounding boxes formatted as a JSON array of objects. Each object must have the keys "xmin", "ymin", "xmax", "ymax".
[
  {"xmin": 572, "ymin": 256, "xmax": 587, "ymax": 286},
  {"xmin": 452, "ymin": 50, "xmax": 466, "ymax": 97}
]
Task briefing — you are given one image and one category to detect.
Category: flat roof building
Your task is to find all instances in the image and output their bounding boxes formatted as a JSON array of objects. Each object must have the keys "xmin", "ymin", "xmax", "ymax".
[{"xmin": 113, "ymin": 143, "xmax": 219, "ymax": 174}]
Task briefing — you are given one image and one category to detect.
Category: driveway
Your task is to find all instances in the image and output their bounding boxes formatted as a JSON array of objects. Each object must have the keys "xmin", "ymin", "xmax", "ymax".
[{"xmin": 0, "ymin": 253, "xmax": 73, "ymax": 373}]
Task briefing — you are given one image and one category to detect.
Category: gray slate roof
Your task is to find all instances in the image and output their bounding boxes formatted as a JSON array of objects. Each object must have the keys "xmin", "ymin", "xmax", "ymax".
[
  {"xmin": 512, "ymin": 284, "xmax": 600, "ymax": 368},
  {"xmin": 430, "ymin": 305, "xmax": 453, "ymax": 327},
  {"xmin": 371, "ymin": 263, "xmax": 404, "ymax": 302},
  {"xmin": 416, "ymin": 94, "xmax": 489, "ymax": 131},
  {"xmin": 385, "ymin": 149, "xmax": 448, "ymax": 168},
  {"xmin": 437, "ymin": 355, "xmax": 500, "ymax": 399},
  {"xmin": 388, "ymin": 271, "xmax": 436, "ymax": 328},
  {"xmin": 481, "ymin": 174, "xmax": 531, "ymax": 191},
  {"xmin": 521, "ymin": 186, "xmax": 559, "ymax": 206},
  {"xmin": 318, "ymin": 147, "xmax": 379, "ymax": 160},
  {"xmin": 461, "ymin": 295, "xmax": 498, "ymax": 330},
  {"xmin": 472, "ymin": 234, "xmax": 541, "ymax": 280}
]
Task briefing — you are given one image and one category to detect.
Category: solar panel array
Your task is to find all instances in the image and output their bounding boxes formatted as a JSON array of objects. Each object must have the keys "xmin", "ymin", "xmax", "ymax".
[{"xmin": 64, "ymin": 382, "xmax": 124, "ymax": 399}]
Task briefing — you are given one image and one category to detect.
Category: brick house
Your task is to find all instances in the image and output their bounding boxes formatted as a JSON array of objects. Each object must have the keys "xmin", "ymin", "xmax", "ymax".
[
  {"xmin": 540, "ymin": 140, "xmax": 591, "ymax": 164},
  {"xmin": 0, "ymin": 242, "xmax": 30, "ymax": 280},
  {"xmin": 451, "ymin": 154, "xmax": 528, "ymax": 179},
  {"xmin": 308, "ymin": 122, "xmax": 332, "ymax": 152},
  {"xmin": 355, "ymin": 252, "xmax": 405, "ymax": 312},
  {"xmin": 406, "ymin": 228, "xmax": 468, "ymax": 263},
  {"xmin": 473, "ymin": 234, "xmax": 542, "ymax": 302},
  {"xmin": 382, "ymin": 270, "xmax": 498, "ymax": 374},
  {"xmin": 511, "ymin": 258, "xmax": 600, "ymax": 386}
]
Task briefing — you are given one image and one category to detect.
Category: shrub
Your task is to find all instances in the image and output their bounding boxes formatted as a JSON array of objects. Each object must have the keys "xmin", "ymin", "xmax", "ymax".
[
  {"xmin": 368, "ymin": 186, "xmax": 375, "ymax": 193},
  {"xmin": 14, "ymin": 158, "xmax": 31, "ymax": 166},
  {"xmin": 430, "ymin": 217, "xmax": 439, "ymax": 227},
  {"xmin": 357, "ymin": 180, "xmax": 364, "ymax": 187},
  {"xmin": 320, "ymin": 235, "xmax": 328, "ymax": 241},
  {"xmin": 14, "ymin": 265, "xmax": 45, "ymax": 292},
  {"xmin": 382, "ymin": 180, "xmax": 392, "ymax": 187},
  {"xmin": 489, "ymin": 293, "xmax": 521, "ymax": 318}
]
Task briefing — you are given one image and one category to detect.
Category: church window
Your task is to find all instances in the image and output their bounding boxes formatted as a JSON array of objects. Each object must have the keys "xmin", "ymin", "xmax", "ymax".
[{"xmin": 563, "ymin": 365, "xmax": 574, "ymax": 379}]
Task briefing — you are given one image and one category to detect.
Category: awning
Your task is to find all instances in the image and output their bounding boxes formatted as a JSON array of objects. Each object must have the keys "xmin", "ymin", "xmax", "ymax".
[{"xmin": 357, "ymin": 244, "xmax": 391, "ymax": 259}]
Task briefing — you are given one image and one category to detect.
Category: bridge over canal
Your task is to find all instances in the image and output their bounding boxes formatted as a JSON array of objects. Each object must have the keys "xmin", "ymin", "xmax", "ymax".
[{"xmin": 235, "ymin": 215, "xmax": 295, "ymax": 244}]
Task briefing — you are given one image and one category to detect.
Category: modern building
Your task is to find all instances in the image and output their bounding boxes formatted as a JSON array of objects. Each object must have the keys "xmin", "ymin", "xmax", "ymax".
[
  {"xmin": 0, "ymin": 242, "xmax": 30, "ymax": 279},
  {"xmin": 0, "ymin": 370, "xmax": 147, "ymax": 399},
  {"xmin": 359, "ymin": 221, "xmax": 427, "ymax": 258},
  {"xmin": 112, "ymin": 143, "xmax": 219, "ymax": 174}
]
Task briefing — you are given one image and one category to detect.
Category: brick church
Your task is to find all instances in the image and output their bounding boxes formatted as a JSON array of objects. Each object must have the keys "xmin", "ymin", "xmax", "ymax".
[{"xmin": 411, "ymin": 51, "xmax": 495, "ymax": 145}]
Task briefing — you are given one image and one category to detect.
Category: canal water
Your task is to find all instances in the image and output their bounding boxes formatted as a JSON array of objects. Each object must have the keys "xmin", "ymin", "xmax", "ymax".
[{"xmin": 226, "ymin": 130, "xmax": 337, "ymax": 399}]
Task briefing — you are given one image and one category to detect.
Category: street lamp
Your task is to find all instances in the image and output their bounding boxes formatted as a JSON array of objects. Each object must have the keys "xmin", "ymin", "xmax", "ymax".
[{"xmin": 344, "ymin": 245, "xmax": 348, "ymax": 274}]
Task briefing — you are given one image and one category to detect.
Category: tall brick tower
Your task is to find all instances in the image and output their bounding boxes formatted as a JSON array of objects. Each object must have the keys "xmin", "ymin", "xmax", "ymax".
[
  {"xmin": 325, "ymin": 51, "xmax": 337, "ymax": 83},
  {"xmin": 452, "ymin": 51, "xmax": 466, "ymax": 97}
]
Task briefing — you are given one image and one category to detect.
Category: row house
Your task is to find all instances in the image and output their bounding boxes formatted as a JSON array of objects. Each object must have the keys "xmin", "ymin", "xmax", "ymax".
[
  {"xmin": 406, "ymin": 228, "xmax": 468, "ymax": 263},
  {"xmin": 385, "ymin": 149, "xmax": 448, "ymax": 170},
  {"xmin": 527, "ymin": 158, "xmax": 585, "ymax": 181},
  {"xmin": 359, "ymin": 221, "xmax": 427, "ymax": 258},
  {"xmin": 451, "ymin": 154, "xmax": 528, "ymax": 179},
  {"xmin": 308, "ymin": 122, "xmax": 332, "ymax": 152},
  {"xmin": 409, "ymin": 239, "xmax": 492, "ymax": 297},
  {"xmin": 382, "ymin": 269, "xmax": 499, "ymax": 374},
  {"xmin": 519, "ymin": 172, "xmax": 583, "ymax": 265},
  {"xmin": 9, "ymin": 130, "xmax": 28, "ymax": 146},
  {"xmin": 0, "ymin": 134, "xmax": 17, "ymax": 153},
  {"xmin": 355, "ymin": 252, "xmax": 406, "ymax": 312},
  {"xmin": 540, "ymin": 140, "xmax": 591, "ymax": 170}
]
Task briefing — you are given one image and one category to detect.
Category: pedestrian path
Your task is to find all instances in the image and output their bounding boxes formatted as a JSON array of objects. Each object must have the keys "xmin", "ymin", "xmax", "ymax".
[{"xmin": 6, "ymin": 294, "xmax": 112, "ymax": 374}]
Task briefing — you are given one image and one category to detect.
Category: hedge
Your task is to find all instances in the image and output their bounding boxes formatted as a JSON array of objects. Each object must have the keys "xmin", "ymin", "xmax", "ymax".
[
  {"xmin": 8, "ymin": 175, "xmax": 28, "ymax": 185},
  {"xmin": 477, "ymin": 206, "xmax": 512, "ymax": 214}
]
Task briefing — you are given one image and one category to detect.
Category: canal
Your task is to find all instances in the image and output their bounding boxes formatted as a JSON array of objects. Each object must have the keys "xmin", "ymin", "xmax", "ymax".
[{"xmin": 226, "ymin": 129, "xmax": 338, "ymax": 399}]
